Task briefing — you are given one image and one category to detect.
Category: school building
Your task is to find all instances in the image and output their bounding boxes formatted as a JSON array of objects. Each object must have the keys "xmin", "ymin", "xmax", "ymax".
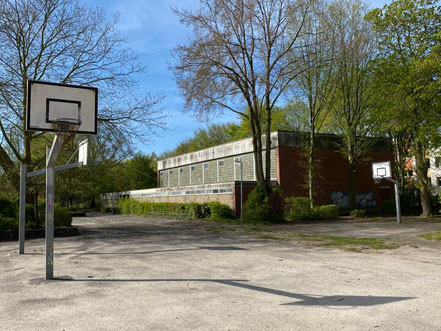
[{"xmin": 101, "ymin": 131, "xmax": 395, "ymax": 215}]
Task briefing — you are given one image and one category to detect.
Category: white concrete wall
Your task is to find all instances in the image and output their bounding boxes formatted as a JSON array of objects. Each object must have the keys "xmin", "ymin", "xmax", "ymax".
[{"xmin": 157, "ymin": 132, "xmax": 279, "ymax": 170}]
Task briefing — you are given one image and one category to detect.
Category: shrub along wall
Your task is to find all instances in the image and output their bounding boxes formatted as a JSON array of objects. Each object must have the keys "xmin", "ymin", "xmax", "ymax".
[
  {"xmin": 0, "ymin": 196, "xmax": 72, "ymax": 231},
  {"xmin": 118, "ymin": 199, "xmax": 234, "ymax": 220},
  {"xmin": 285, "ymin": 197, "xmax": 339, "ymax": 221}
]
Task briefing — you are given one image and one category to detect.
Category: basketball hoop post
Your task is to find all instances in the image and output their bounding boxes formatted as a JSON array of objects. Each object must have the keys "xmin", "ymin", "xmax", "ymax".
[
  {"xmin": 372, "ymin": 161, "xmax": 401, "ymax": 224},
  {"xmin": 18, "ymin": 164, "xmax": 26, "ymax": 254},
  {"xmin": 383, "ymin": 177, "xmax": 401, "ymax": 224},
  {"xmin": 45, "ymin": 131, "xmax": 67, "ymax": 279}
]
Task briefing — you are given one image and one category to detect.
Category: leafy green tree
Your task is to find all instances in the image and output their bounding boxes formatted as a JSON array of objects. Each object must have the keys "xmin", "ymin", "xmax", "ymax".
[
  {"xmin": 124, "ymin": 154, "xmax": 157, "ymax": 190},
  {"xmin": 367, "ymin": 0, "xmax": 441, "ymax": 216},
  {"xmin": 327, "ymin": 0, "xmax": 382, "ymax": 210},
  {"xmin": 161, "ymin": 123, "xmax": 237, "ymax": 158}
]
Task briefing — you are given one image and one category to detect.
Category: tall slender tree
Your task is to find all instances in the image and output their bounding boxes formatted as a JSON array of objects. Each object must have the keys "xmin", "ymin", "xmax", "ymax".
[
  {"xmin": 172, "ymin": 0, "xmax": 313, "ymax": 192},
  {"xmin": 294, "ymin": 0, "xmax": 336, "ymax": 207},
  {"xmin": 328, "ymin": 0, "xmax": 381, "ymax": 210}
]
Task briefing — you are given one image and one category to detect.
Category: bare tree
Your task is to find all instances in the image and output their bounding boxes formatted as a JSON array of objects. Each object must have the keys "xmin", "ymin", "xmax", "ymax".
[
  {"xmin": 0, "ymin": 0, "xmax": 165, "ymax": 190},
  {"xmin": 328, "ymin": 0, "xmax": 381, "ymax": 210},
  {"xmin": 172, "ymin": 0, "xmax": 312, "ymax": 192},
  {"xmin": 294, "ymin": 0, "xmax": 336, "ymax": 207}
]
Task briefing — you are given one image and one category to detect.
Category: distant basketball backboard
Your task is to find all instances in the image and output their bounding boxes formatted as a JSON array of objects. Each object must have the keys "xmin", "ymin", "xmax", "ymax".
[
  {"xmin": 26, "ymin": 80, "xmax": 98, "ymax": 134},
  {"xmin": 78, "ymin": 140, "xmax": 88, "ymax": 166},
  {"xmin": 372, "ymin": 161, "xmax": 391, "ymax": 179}
]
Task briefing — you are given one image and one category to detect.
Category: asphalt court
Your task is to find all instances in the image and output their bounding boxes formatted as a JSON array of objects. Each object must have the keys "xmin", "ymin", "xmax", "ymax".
[{"xmin": 1, "ymin": 214, "xmax": 440, "ymax": 330}]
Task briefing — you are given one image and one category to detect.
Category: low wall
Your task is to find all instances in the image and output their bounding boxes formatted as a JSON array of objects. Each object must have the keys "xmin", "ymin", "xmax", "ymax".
[{"xmin": 101, "ymin": 182, "xmax": 236, "ymax": 211}]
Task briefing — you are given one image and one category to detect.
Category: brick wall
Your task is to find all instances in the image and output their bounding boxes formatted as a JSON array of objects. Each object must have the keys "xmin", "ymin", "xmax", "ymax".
[{"xmin": 278, "ymin": 146, "xmax": 394, "ymax": 211}]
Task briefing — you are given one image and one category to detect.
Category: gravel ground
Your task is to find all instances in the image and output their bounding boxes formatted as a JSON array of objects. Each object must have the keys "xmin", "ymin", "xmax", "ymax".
[{"xmin": 1, "ymin": 214, "xmax": 440, "ymax": 331}]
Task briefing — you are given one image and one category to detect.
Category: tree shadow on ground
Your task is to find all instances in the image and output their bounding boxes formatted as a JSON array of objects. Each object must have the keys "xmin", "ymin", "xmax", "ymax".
[
  {"xmin": 54, "ymin": 277, "xmax": 415, "ymax": 307},
  {"xmin": 24, "ymin": 245, "xmax": 248, "ymax": 256}
]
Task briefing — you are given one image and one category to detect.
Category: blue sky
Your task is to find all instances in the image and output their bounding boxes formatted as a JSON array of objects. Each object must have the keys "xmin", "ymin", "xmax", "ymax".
[{"xmin": 88, "ymin": 0, "xmax": 391, "ymax": 155}]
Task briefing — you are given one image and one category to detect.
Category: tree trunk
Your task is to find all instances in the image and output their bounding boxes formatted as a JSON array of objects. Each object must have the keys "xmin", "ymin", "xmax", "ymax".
[
  {"xmin": 414, "ymin": 141, "xmax": 432, "ymax": 217},
  {"xmin": 249, "ymin": 114, "xmax": 265, "ymax": 186},
  {"xmin": 391, "ymin": 131, "xmax": 409, "ymax": 194},
  {"xmin": 264, "ymin": 104, "xmax": 272, "ymax": 193},
  {"xmin": 33, "ymin": 191, "xmax": 40, "ymax": 229},
  {"xmin": 348, "ymin": 163, "xmax": 356, "ymax": 210},
  {"xmin": 308, "ymin": 129, "xmax": 315, "ymax": 209}
]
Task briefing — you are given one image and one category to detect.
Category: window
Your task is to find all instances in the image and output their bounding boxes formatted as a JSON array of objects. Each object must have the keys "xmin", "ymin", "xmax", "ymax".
[
  {"xmin": 169, "ymin": 170, "xmax": 173, "ymax": 174},
  {"xmin": 435, "ymin": 157, "xmax": 441, "ymax": 168},
  {"xmin": 437, "ymin": 177, "xmax": 441, "ymax": 187},
  {"xmin": 204, "ymin": 163, "xmax": 209, "ymax": 170},
  {"xmin": 218, "ymin": 160, "xmax": 224, "ymax": 166},
  {"xmin": 179, "ymin": 168, "xmax": 184, "ymax": 173},
  {"xmin": 191, "ymin": 166, "xmax": 195, "ymax": 171}
]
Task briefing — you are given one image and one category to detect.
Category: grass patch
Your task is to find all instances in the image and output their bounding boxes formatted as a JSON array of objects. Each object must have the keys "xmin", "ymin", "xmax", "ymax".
[
  {"xmin": 245, "ymin": 227, "xmax": 274, "ymax": 233},
  {"xmin": 257, "ymin": 235, "xmax": 291, "ymax": 241},
  {"xmin": 419, "ymin": 231, "xmax": 441, "ymax": 242},
  {"xmin": 292, "ymin": 233, "xmax": 399, "ymax": 250},
  {"xmin": 206, "ymin": 227, "xmax": 237, "ymax": 233}
]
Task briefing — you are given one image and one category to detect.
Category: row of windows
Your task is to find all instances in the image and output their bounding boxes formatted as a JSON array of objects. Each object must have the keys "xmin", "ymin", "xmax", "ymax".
[{"xmin": 161, "ymin": 158, "xmax": 234, "ymax": 176}]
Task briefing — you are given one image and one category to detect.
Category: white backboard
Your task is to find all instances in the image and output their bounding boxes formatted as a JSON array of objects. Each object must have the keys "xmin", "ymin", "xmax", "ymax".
[
  {"xmin": 27, "ymin": 80, "xmax": 98, "ymax": 134},
  {"xmin": 372, "ymin": 161, "xmax": 392, "ymax": 179},
  {"xmin": 78, "ymin": 140, "xmax": 88, "ymax": 166}
]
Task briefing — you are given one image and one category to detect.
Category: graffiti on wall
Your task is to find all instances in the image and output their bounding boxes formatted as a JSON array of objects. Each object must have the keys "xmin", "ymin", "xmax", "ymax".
[{"xmin": 331, "ymin": 191, "xmax": 377, "ymax": 209}]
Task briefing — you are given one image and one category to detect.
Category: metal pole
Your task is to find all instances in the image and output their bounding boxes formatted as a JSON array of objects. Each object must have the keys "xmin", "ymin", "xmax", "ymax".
[
  {"xmin": 45, "ymin": 133, "xmax": 66, "ymax": 280},
  {"xmin": 18, "ymin": 164, "xmax": 26, "ymax": 254},
  {"xmin": 46, "ymin": 146, "xmax": 54, "ymax": 279},
  {"xmin": 394, "ymin": 182, "xmax": 401, "ymax": 224},
  {"xmin": 384, "ymin": 177, "xmax": 401, "ymax": 224},
  {"xmin": 240, "ymin": 161, "xmax": 243, "ymax": 223}
]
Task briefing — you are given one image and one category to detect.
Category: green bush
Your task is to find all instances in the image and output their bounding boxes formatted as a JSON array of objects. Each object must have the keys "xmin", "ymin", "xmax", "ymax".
[
  {"xmin": 285, "ymin": 196, "xmax": 339, "ymax": 220},
  {"xmin": 117, "ymin": 199, "xmax": 234, "ymax": 220},
  {"xmin": 0, "ymin": 196, "xmax": 17, "ymax": 218},
  {"xmin": 54, "ymin": 207, "xmax": 73, "ymax": 227},
  {"xmin": 350, "ymin": 209, "xmax": 366, "ymax": 218},
  {"xmin": 243, "ymin": 185, "xmax": 281, "ymax": 223},
  {"xmin": 315, "ymin": 205, "xmax": 339, "ymax": 219},
  {"xmin": 382, "ymin": 200, "xmax": 396, "ymax": 215},
  {"xmin": 0, "ymin": 216, "xmax": 18, "ymax": 231},
  {"xmin": 184, "ymin": 202, "xmax": 204, "ymax": 218},
  {"xmin": 25, "ymin": 204, "xmax": 36, "ymax": 224},
  {"xmin": 285, "ymin": 197, "xmax": 313, "ymax": 220},
  {"xmin": 208, "ymin": 201, "xmax": 234, "ymax": 219},
  {"xmin": 102, "ymin": 207, "xmax": 113, "ymax": 213},
  {"xmin": 30, "ymin": 203, "xmax": 73, "ymax": 228}
]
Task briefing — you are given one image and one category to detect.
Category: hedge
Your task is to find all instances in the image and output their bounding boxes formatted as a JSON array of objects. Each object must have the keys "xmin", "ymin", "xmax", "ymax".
[
  {"xmin": 350, "ymin": 209, "xmax": 366, "ymax": 218},
  {"xmin": 0, "ymin": 216, "xmax": 19, "ymax": 231},
  {"xmin": 0, "ymin": 196, "xmax": 72, "ymax": 230},
  {"xmin": 285, "ymin": 196, "xmax": 339, "ymax": 220},
  {"xmin": 118, "ymin": 199, "xmax": 234, "ymax": 220},
  {"xmin": 0, "ymin": 196, "xmax": 17, "ymax": 219}
]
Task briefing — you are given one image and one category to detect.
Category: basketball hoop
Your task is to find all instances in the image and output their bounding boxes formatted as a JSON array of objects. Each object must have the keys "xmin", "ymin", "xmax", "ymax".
[
  {"xmin": 24, "ymin": 80, "xmax": 98, "ymax": 280},
  {"xmin": 50, "ymin": 118, "xmax": 82, "ymax": 132}
]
